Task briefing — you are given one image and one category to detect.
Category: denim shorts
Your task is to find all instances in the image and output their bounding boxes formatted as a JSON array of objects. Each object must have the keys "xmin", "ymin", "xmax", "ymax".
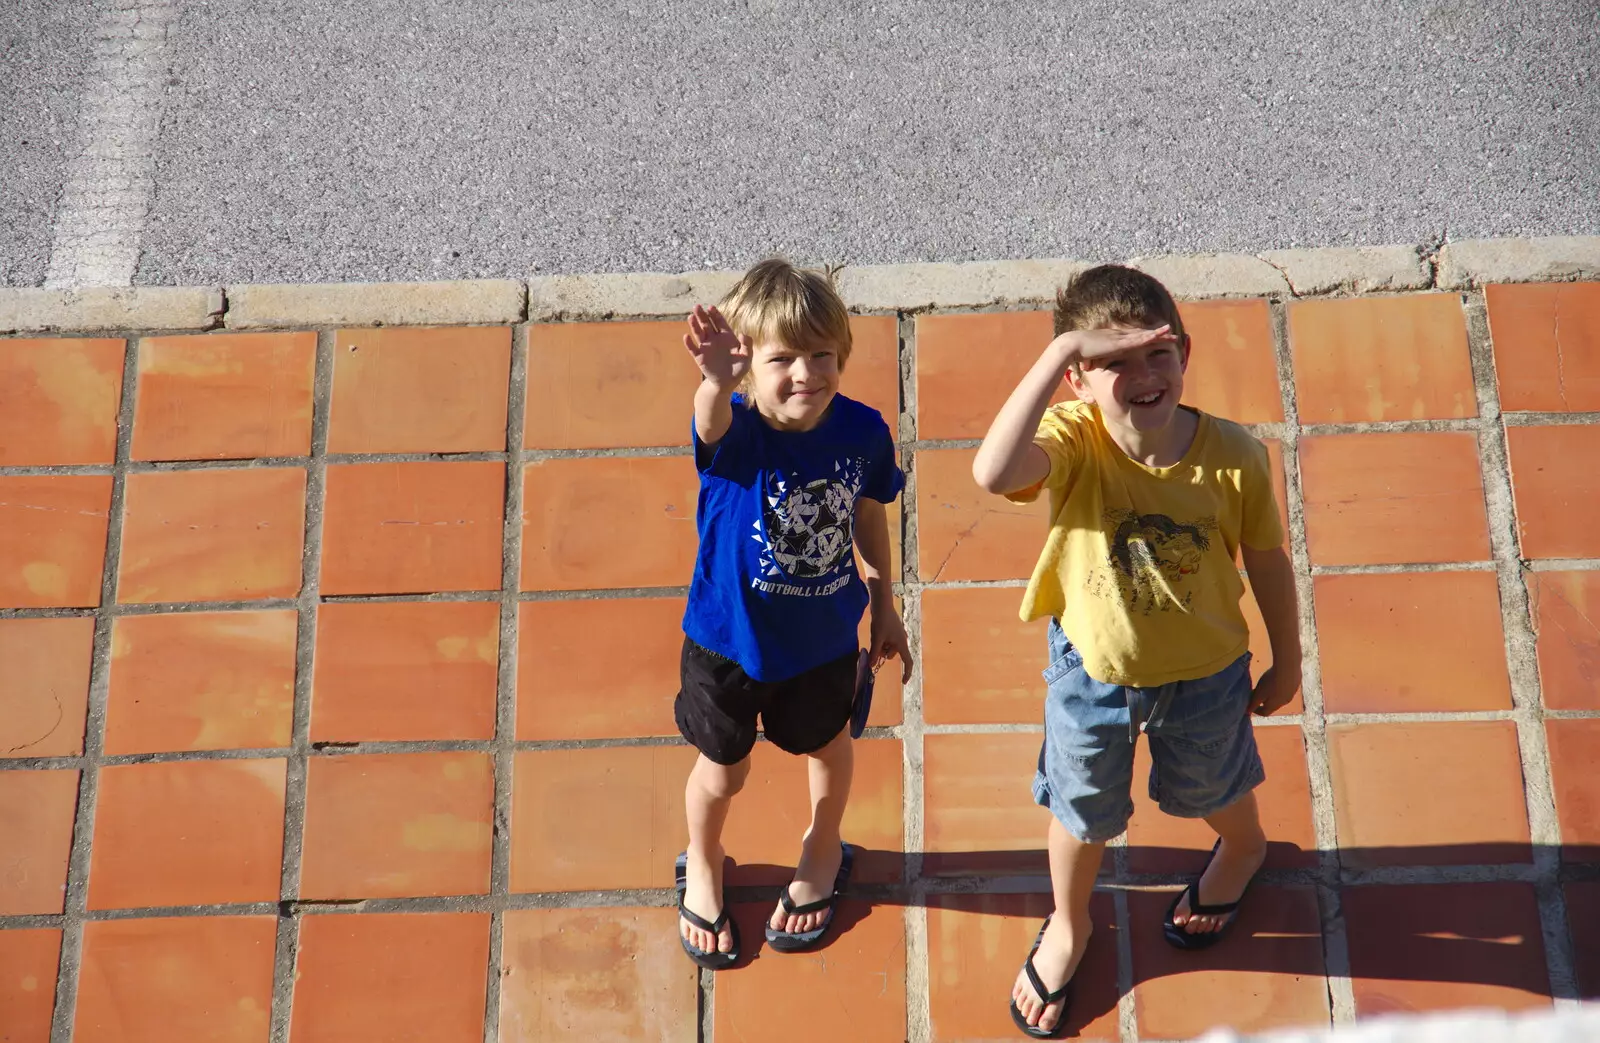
[{"xmin": 1032, "ymin": 618, "xmax": 1265, "ymax": 843}]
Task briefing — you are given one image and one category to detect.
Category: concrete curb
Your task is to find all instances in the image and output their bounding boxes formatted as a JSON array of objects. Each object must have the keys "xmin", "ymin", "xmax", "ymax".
[{"xmin": 1, "ymin": 236, "xmax": 1596, "ymax": 333}]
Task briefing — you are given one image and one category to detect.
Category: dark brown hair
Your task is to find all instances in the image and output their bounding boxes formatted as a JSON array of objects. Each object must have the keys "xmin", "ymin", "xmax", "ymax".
[{"xmin": 1053, "ymin": 264, "xmax": 1185, "ymax": 340}]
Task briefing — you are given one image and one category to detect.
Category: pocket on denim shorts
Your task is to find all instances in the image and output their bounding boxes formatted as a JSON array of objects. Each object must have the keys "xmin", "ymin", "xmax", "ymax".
[{"xmin": 1042, "ymin": 619, "xmax": 1083, "ymax": 685}]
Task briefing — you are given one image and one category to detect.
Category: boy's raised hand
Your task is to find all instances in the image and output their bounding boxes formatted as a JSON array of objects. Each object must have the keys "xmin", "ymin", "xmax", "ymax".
[
  {"xmin": 683, "ymin": 304, "xmax": 752, "ymax": 390},
  {"xmin": 1050, "ymin": 324, "xmax": 1179, "ymax": 367}
]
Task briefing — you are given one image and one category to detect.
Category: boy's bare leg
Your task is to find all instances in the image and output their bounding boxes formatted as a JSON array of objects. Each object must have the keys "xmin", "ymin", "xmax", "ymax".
[
  {"xmin": 1170, "ymin": 790, "xmax": 1269, "ymax": 934},
  {"xmin": 682, "ymin": 753, "xmax": 751, "ymax": 954},
  {"xmin": 1013, "ymin": 816, "xmax": 1103, "ymax": 1033},
  {"xmin": 772, "ymin": 727, "xmax": 854, "ymax": 934}
]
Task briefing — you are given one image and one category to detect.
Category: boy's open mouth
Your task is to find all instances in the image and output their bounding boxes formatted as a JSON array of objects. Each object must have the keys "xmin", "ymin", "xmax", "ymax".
[{"xmin": 1129, "ymin": 389, "xmax": 1165, "ymax": 406}]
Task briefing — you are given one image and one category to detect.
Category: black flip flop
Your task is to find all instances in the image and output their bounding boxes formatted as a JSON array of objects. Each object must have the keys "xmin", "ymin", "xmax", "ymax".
[
  {"xmin": 1162, "ymin": 839, "xmax": 1254, "ymax": 951},
  {"xmin": 765, "ymin": 842, "xmax": 854, "ymax": 953},
  {"xmin": 674, "ymin": 851, "xmax": 740, "ymax": 970},
  {"xmin": 1008, "ymin": 915, "xmax": 1074, "ymax": 1040}
]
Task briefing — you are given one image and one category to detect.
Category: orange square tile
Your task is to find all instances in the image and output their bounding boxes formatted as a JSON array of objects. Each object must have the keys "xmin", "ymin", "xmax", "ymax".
[
  {"xmin": 0, "ymin": 475, "xmax": 112, "ymax": 608},
  {"xmin": 1299, "ymin": 432, "xmax": 1489, "ymax": 565},
  {"xmin": 1547, "ymin": 718, "xmax": 1600, "ymax": 864},
  {"xmin": 0, "ymin": 769, "xmax": 78, "ymax": 914},
  {"xmin": 1290, "ymin": 294, "xmax": 1475, "ymax": 422},
  {"xmin": 517, "ymin": 597, "xmax": 683, "ymax": 740},
  {"xmin": 0, "ymin": 617, "xmax": 93, "ymax": 758},
  {"xmin": 328, "ymin": 326, "xmax": 511, "ymax": 453},
  {"xmin": 715, "ymin": 900, "xmax": 905, "ymax": 1043},
  {"xmin": 118, "ymin": 468, "xmax": 306, "ymax": 604},
  {"xmin": 1527, "ymin": 571, "xmax": 1600, "ymax": 710},
  {"xmin": 321, "ymin": 462, "xmax": 504, "ymax": 595},
  {"xmin": 1486, "ymin": 282, "xmax": 1600, "ymax": 413},
  {"xmin": 1127, "ymin": 723, "xmax": 1317, "ymax": 874},
  {"xmin": 311, "ymin": 601, "xmax": 498, "ymax": 742},
  {"xmin": 1343, "ymin": 883, "xmax": 1550, "ymax": 1015},
  {"xmin": 1131, "ymin": 885, "xmax": 1329, "ymax": 1038},
  {"xmin": 842, "ymin": 314, "xmax": 902, "ymax": 427},
  {"xmin": 499, "ymin": 907, "xmax": 697, "ymax": 1043},
  {"xmin": 133, "ymin": 332, "xmax": 316, "ymax": 461},
  {"xmin": 300, "ymin": 752, "xmax": 492, "ymax": 899},
  {"xmin": 1566, "ymin": 881, "xmax": 1600, "ymax": 999},
  {"xmin": 520, "ymin": 457, "xmax": 697, "ymax": 592},
  {"xmin": 723, "ymin": 739, "xmax": 903, "ymax": 886},
  {"xmin": 1260, "ymin": 436, "xmax": 1291, "ymax": 538},
  {"xmin": 291, "ymin": 912, "xmax": 488, "ymax": 1043},
  {"xmin": 0, "ymin": 338, "xmax": 123, "ymax": 465},
  {"xmin": 920, "ymin": 586, "xmax": 1047, "ymax": 725},
  {"xmin": 1506, "ymin": 425, "xmax": 1600, "ymax": 559},
  {"xmin": 0, "ymin": 928, "xmax": 60, "ymax": 1043},
  {"xmin": 510, "ymin": 745, "xmax": 695, "ymax": 892},
  {"xmin": 923, "ymin": 733, "xmax": 1051, "ymax": 875},
  {"xmin": 1181, "ymin": 298, "xmax": 1285, "ymax": 424},
  {"xmin": 77, "ymin": 916, "xmax": 276, "ymax": 1043},
  {"xmin": 1328, "ymin": 721, "xmax": 1530, "ymax": 868},
  {"xmin": 917, "ymin": 448, "xmax": 1049, "ymax": 582},
  {"xmin": 915, "ymin": 310, "xmax": 1057, "ymax": 441},
  {"xmin": 927, "ymin": 891, "xmax": 1119, "ymax": 1042},
  {"xmin": 105, "ymin": 611, "xmax": 297, "ymax": 754},
  {"xmin": 1314, "ymin": 571, "xmax": 1510, "ymax": 713},
  {"xmin": 88, "ymin": 759, "xmax": 284, "ymax": 910}
]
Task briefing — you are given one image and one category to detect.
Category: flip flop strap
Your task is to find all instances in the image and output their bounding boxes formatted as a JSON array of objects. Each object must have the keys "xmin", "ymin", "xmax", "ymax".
[
  {"xmin": 1023, "ymin": 953, "xmax": 1071, "ymax": 1004},
  {"xmin": 778, "ymin": 844, "xmax": 854, "ymax": 917},
  {"xmin": 678, "ymin": 894, "xmax": 729, "ymax": 934},
  {"xmin": 1184, "ymin": 880, "xmax": 1243, "ymax": 917}
]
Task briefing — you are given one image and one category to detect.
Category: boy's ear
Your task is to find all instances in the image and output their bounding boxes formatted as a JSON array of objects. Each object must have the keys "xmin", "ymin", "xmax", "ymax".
[
  {"xmin": 1064, "ymin": 363, "xmax": 1095, "ymax": 403},
  {"xmin": 1178, "ymin": 333, "xmax": 1192, "ymax": 372}
]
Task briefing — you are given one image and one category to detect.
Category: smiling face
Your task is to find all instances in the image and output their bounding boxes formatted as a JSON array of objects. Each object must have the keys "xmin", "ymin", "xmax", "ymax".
[
  {"xmin": 747, "ymin": 337, "xmax": 844, "ymax": 431},
  {"xmin": 1066, "ymin": 326, "xmax": 1191, "ymax": 435}
]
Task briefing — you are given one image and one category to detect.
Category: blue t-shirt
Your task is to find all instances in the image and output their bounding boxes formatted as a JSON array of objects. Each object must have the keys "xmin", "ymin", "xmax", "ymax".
[{"xmin": 683, "ymin": 393, "xmax": 904, "ymax": 682}]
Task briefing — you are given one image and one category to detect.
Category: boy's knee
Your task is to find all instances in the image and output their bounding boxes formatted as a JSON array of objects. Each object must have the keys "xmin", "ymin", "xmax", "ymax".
[{"xmin": 693, "ymin": 756, "xmax": 751, "ymax": 800}]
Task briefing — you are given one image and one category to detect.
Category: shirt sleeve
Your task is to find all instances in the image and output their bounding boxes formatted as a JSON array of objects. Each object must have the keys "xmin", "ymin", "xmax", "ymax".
[
  {"xmin": 1240, "ymin": 437, "xmax": 1286, "ymax": 550},
  {"xmin": 693, "ymin": 399, "xmax": 752, "ymax": 478},
  {"xmin": 1003, "ymin": 406, "xmax": 1082, "ymax": 505},
  {"xmin": 860, "ymin": 419, "xmax": 905, "ymax": 503}
]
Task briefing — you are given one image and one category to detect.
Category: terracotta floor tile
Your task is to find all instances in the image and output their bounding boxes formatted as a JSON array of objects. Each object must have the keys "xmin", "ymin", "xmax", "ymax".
[
  {"xmin": 524, "ymin": 319, "xmax": 698, "ymax": 450},
  {"xmin": 842, "ymin": 314, "xmax": 902, "ymax": 426},
  {"xmin": 1314, "ymin": 571, "xmax": 1511, "ymax": 713},
  {"xmin": 328, "ymin": 326, "xmax": 511, "ymax": 453},
  {"xmin": 1131, "ymin": 885, "xmax": 1329, "ymax": 1038},
  {"xmin": 714, "ymin": 900, "xmax": 905, "ymax": 1043},
  {"xmin": 1181, "ymin": 298, "xmax": 1285, "ymax": 424},
  {"xmin": 927, "ymin": 891, "xmax": 1120, "ymax": 1042},
  {"xmin": 920, "ymin": 586, "xmax": 1048, "ymax": 725},
  {"xmin": 105, "ymin": 610, "xmax": 297, "ymax": 754},
  {"xmin": 923, "ymin": 733, "xmax": 1052, "ymax": 875},
  {"xmin": 723, "ymin": 739, "xmax": 903, "ymax": 886},
  {"xmin": 1565, "ymin": 881, "xmax": 1600, "ymax": 999},
  {"xmin": 1546, "ymin": 718, "xmax": 1600, "ymax": 863},
  {"xmin": 0, "ymin": 928, "xmax": 60, "ymax": 1043},
  {"xmin": 311, "ymin": 601, "xmax": 498, "ymax": 742},
  {"xmin": 88, "ymin": 759, "xmax": 284, "ymax": 910},
  {"xmin": 1290, "ymin": 294, "xmax": 1475, "ymax": 423},
  {"xmin": 118, "ymin": 468, "xmax": 306, "ymax": 604},
  {"xmin": 0, "ymin": 475, "xmax": 112, "ymax": 608},
  {"xmin": 291, "ymin": 912, "xmax": 488, "ymax": 1043},
  {"xmin": 133, "ymin": 332, "xmax": 316, "ymax": 461},
  {"xmin": 1343, "ymin": 882, "xmax": 1551, "ymax": 1015},
  {"xmin": 1299, "ymin": 432, "xmax": 1489, "ymax": 566},
  {"xmin": 1486, "ymin": 282, "xmax": 1600, "ymax": 413},
  {"xmin": 510, "ymin": 745, "xmax": 696, "ymax": 892},
  {"xmin": 76, "ymin": 916, "xmax": 276, "ymax": 1043},
  {"xmin": 320, "ymin": 461, "xmax": 504, "ymax": 595},
  {"xmin": 0, "ymin": 338, "xmax": 123, "ymax": 465},
  {"xmin": 1261, "ymin": 435, "xmax": 1292, "ymax": 538},
  {"xmin": 1128, "ymin": 723, "xmax": 1318, "ymax": 874},
  {"xmin": 521, "ymin": 457, "xmax": 698, "ymax": 592},
  {"xmin": 0, "ymin": 616, "xmax": 93, "ymax": 758},
  {"xmin": 915, "ymin": 310, "xmax": 1057, "ymax": 440},
  {"xmin": 1328, "ymin": 721, "xmax": 1530, "ymax": 868},
  {"xmin": 1506, "ymin": 425, "xmax": 1600, "ymax": 559},
  {"xmin": 916, "ymin": 447, "xmax": 1049, "ymax": 582},
  {"xmin": 499, "ymin": 907, "xmax": 697, "ymax": 1043},
  {"xmin": 1528, "ymin": 572, "xmax": 1600, "ymax": 710},
  {"xmin": 0, "ymin": 769, "xmax": 78, "ymax": 914},
  {"xmin": 300, "ymin": 752, "xmax": 492, "ymax": 899}
]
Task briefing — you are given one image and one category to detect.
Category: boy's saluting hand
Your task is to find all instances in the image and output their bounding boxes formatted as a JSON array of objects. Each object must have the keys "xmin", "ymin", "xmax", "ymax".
[{"xmin": 683, "ymin": 304, "xmax": 752, "ymax": 390}]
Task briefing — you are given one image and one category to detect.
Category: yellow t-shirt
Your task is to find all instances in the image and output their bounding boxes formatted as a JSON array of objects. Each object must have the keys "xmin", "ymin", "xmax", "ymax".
[{"xmin": 1006, "ymin": 400, "xmax": 1284, "ymax": 687}]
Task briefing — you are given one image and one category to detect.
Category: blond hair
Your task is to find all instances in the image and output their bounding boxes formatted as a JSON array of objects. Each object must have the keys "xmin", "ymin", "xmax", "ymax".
[
  {"xmin": 1054, "ymin": 265, "xmax": 1186, "ymax": 340},
  {"xmin": 719, "ymin": 258, "xmax": 853, "ymax": 367}
]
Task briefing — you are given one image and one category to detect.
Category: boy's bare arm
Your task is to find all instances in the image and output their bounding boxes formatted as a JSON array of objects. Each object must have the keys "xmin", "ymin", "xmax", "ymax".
[
  {"xmin": 684, "ymin": 304, "xmax": 750, "ymax": 446},
  {"xmin": 1240, "ymin": 543, "xmax": 1303, "ymax": 716},
  {"xmin": 856, "ymin": 496, "xmax": 914, "ymax": 681}
]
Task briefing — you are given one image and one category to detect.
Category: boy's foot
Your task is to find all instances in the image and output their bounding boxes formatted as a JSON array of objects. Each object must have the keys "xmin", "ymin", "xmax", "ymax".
[
  {"xmin": 1169, "ymin": 836, "xmax": 1266, "ymax": 935},
  {"xmin": 1011, "ymin": 914, "xmax": 1091, "ymax": 1037},
  {"xmin": 679, "ymin": 846, "xmax": 735, "ymax": 957},
  {"xmin": 769, "ymin": 836, "xmax": 846, "ymax": 936}
]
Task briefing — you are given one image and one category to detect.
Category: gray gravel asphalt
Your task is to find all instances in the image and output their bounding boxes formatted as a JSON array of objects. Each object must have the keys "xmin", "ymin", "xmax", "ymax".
[{"xmin": 4, "ymin": 0, "xmax": 1599, "ymax": 286}]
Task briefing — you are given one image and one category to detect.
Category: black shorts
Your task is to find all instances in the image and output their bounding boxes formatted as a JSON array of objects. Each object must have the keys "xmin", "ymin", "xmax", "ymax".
[{"xmin": 674, "ymin": 638, "xmax": 857, "ymax": 765}]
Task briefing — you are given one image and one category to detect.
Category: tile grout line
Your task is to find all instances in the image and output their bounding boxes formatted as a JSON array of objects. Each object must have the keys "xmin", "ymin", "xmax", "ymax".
[
  {"xmin": 266, "ymin": 328, "xmax": 334, "ymax": 1043},
  {"xmin": 482, "ymin": 322, "xmax": 531, "ymax": 1043},
  {"xmin": 1461, "ymin": 293, "xmax": 1577, "ymax": 1003},
  {"xmin": 1270, "ymin": 299, "xmax": 1353, "ymax": 1025},
  {"xmin": 47, "ymin": 333, "xmax": 139, "ymax": 1043}
]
